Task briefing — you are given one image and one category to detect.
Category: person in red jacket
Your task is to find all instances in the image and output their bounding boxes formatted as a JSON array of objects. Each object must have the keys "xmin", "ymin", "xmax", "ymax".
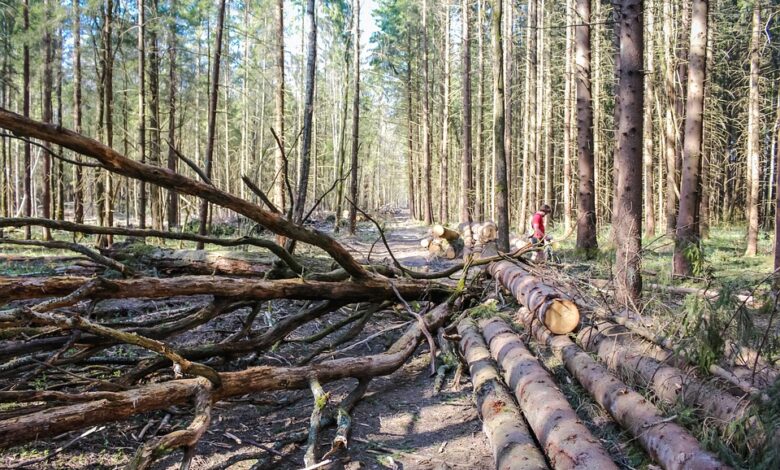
[{"xmin": 530, "ymin": 204, "xmax": 552, "ymax": 245}]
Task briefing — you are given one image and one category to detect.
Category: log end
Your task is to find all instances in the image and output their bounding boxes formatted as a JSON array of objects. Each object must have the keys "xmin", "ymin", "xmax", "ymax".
[{"xmin": 541, "ymin": 299, "xmax": 580, "ymax": 335}]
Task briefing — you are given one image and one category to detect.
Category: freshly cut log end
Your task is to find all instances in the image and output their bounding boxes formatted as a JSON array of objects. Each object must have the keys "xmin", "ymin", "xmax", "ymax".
[
  {"xmin": 480, "ymin": 317, "xmax": 618, "ymax": 470},
  {"xmin": 540, "ymin": 299, "xmax": 579, "ymax": 335},
  {"xmin": 489, "ymin": 260, "xmax": 580, "ymax": 334},
  {"xmin": 420, "ymin": 237, "xmax": 432, "ymax": 249},
  {"xmin": 457, "ymin": 318, "xmax": 548, "ymax": 470}
]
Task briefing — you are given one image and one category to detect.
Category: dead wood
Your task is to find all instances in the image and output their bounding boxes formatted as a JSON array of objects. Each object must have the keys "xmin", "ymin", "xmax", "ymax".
[
  {"xmin": 521, "ymin": 309, "xmax": 729, "ymax": 470},
  {"xmin": 488, "ymin": 260, "xmax": 580, "ymax": 334},
  {"xmin": 481, "ymin": 317, "xmax": 618, "ymax": 469},
  {"xmin": 0, "ymin": 301, "xmax": 455, "ymax": 448},
  {"xmin": 105, "ymin": 244, "xmax": 272, "ymax": 277},
  {"xmin": 0, "ymin": 274, "xmax": 450, "ymax": 304},
  {"xmin": 432, "ymin": 224, "xmax": 460, "ymax": 241},
  {"xmin": 128, "ymin": 378, "xmax": 213, "ymax": 470},
  {"xmin": 457, "ymin": 317, "xmax": 547, "ymax": 470},
  {"xmin": 0, "ymin": 217, "xmax": 305, "ymax": 275},
  {"xmin": 0, "ymin": 108, "xmax": 367, "ymax": 279},
  {"xmin": 0, "ymin": 237, "xmax": 134, "ymax": 276},
  {"xmin": 304, "ymin": 378, "xmax": 328, "ymax": 467}
]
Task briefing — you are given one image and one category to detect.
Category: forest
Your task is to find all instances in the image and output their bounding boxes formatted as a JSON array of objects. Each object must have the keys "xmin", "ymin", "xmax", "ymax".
[{"xmin": 1, "ymin": 0, "xmax": 780, "ymax": 468}]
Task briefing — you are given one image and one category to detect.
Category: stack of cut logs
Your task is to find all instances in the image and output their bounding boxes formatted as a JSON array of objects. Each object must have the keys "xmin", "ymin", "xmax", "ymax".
[{"xmin": 420, "ymin": 222, "xmax": 498, "ymax": 260}]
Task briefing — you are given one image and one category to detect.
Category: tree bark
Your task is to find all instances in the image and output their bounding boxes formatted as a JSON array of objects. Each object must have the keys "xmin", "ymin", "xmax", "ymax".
[
  {"xmin": 480, "ymin": 318, "xmax": 618, "ymax": 469},
  {"xmin": 614, "ymin": 0, "xmax": 644, "ymax": 304},
  {"xmin": 562, "ymin": 0, "xmax": 574, "ymax": 233},
  {"xmin": 491, "ymin": 0, "xmax": 509, "ymax": 251},
  {"xmin": 294, "ymin": 0, "xmax": 317, "ymax": 223},
  {"xmin": 41, "ymin": 0, "xmax": 54, "ymax": 241},
  {"xmin": 521, "ymin": 310, "xmax": 728, "ymax": 470},
  {"xmin": 460, "ymin": 0, "xmax": 473, "ymax": 224},
  {"xmin": 23, "ymin": 0, "xmax": 31, "ymax": 239},
  {"xmin": 457, "ymin": 318, "xmax": 547, "ymax": 470},
  {"xmin": 440, "ymin": 3, "xmax": 451, "ymax": 223},
  {"xmin": 406, "ymin": 35, "xmax": 416, "ymax": 221},
  {"xmin": 673, "ymin": 0, "xmax": 709, "ymax": 276},
  {"xmin": 745, "ymin": 4, "xmax": 761, "ymax": 256},
  {"xmin": 166, "ymin": 0, "xmax": 178, "ymax": 229},
  {"xmin": 422, "ymin": 0, "xmax": 433, "ymax": 225},
  {"xmin": 274, "ymin": 0, "xmax": 287, "ymax": 213},
  {"xmin": 138, "ymin": 0, "xmax": 147, "ymax": 229},
  {"xmin": 643, "ymin": 1, "xmax": 656, "ymax": 238},
  {"xmin": 196, "ymin": 0, "xmax": 226, "ymax": 247},
  {"xmin": 348, "ymin": 0, "xmax": 361, "ymax": 234},
  {"xmin": 663, "ymin": 0, "xmax": 678, "ymax": 234},
  {"xmin": 149, "ymin": 0, "xmax": 162, "ymax": 231},
  {"xmin": 575, "ymin": 0, "xmax": 597, "ymax": 252}
]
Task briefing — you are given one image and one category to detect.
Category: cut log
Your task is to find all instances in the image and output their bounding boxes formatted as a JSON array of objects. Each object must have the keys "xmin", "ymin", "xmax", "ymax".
[
  {"xmin": 520, "ymin": 309, "xmax": 729, "ymax": 470},
  {"xmin": 420, "ymin": 237, "xmax": 432, "ymax": 249},
  {"xmin": 0, "ymin": 301, "xmax": 456, "ymax": 448},
  {"xmin": 577, "ymin": 322, "xmax": 751, "ymax": 427},
  {"xmin": 475, "ymin": 221, "xmax": 497, "ymax": 243},
  {"xmin": 457, "ymin": 318, "xmax": 547, "ymax": 470},
  {"xmin": 480, "ymin": 317, "xmax": 617, "ymax": 469},
  {"xmin": 105, "ymin": 243, "xmax": 271, "ymax": 276},
  {"xmin": 432, "ymin": 224, "xmax": 460, "ymax": 241},
  {"xmin": 488, "ymin": 260, "xmax": 579, "ymax": 334}
]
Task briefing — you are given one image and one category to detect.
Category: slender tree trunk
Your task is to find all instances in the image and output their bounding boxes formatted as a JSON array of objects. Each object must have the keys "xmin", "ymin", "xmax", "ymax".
[
  {"xmin": 149, "ymin": 0, "xmax": 162, "ymax": 231},
  {"xmin": 23, "ymin": 0, "xmax": 31, "ymax": 239},
  {"xmin": 745, "ymin": 4, "xmax": 762, "ymax": 256},
  {"xmin": 405, "ymin": 38, "xmax": 416, "ymax": 221},
  {"xmin": 55, "ymin": 29, "xmax": 64, "ymax": 221},
  {"xmin": 102, "ymin": 0, "xmax": 114, "ymax": 243},
  {"xmin": 525, "ymin": 0, "xmax": 537, "ymax": 224},
  {"xmin": 575, "ymin": 0, "xmax": 597, "ymax": 252},
  {"xmin": 196, "ymin": 0, "xmax": 227, "ymax": 247},
  {"xmin": 274, "ymin": 0, "xmax": 287, "ymax": 213},
  {"xmin": 166, "ymin": 0, "xmax": 178, "ymax": 229},
  {"xmin": 614, "ymin": 0, "xmax": 644, "ymax": 304},
  {"xmin": 334, "ymin": 56, "xmax": 350, "ymax": 232},
  {"xmin": 138, "ymin": 0, "xmax": 147, "ymax": 229},
  {"xmin": 534, "ymin": 0, "xmax": 543, "ymax": 212},
  {"xmin": 422, "ymin": 0, "xmax": 433, "ymax": 224},
  {"xmin": 673, "ymin": 0, "xmax": 709, "ymax": 275},
  {"xmin": 439, "ymin": 5, "xmax": 451, "ymax": 223},
  {"xmin": 348, "ymin": 0, "xmax": 361, "ymax": 234},
  {"xmin": 41, "ymin": 0, "xmax": 53, "ymax": 241},
  {"xmin": 562, "ymin": 0, "xmax": 573, "ymax": 232},
  {"xmin": 294, "ymin": 0, "xmax": 317, "ymax": 223},
  {"xmin": 663, "ymin": 0, "xmax": 678, "ymax": 234},
  {"xmin": 643, "ymin": 0, "xmax": 656, "ymax": 238},
  {"xmin": 475, "ymin": 0, "xmax": 484, "ymax": 221},
  {"xmin": 460, "ymin": 0, "xmax": 473, "ymax": 224},
  {"xmin": 492, "ymin": 0, "xmax": 509, "ymax": 251}
]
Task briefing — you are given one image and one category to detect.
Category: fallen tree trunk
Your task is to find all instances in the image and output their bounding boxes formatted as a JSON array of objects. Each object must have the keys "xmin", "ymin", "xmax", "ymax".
[
  {"xmin": 457, "ymin": 317, "xmax": 547, "ymax": 470},
  {"xmin": 105, "ymin": 243, "xmax": 271, "ymax": 277},
  {"xmin": 520, "ymin": 309, "xmax": 728, "ymax": 470},
  {"xmin": 577, "ymin": 322, "xmax": 751, "ymax": 427},
  {"xmin": 0, "ymin": 301, "xmax": 456, "ymax": 448},
  {"xmin": 481, "ymin": 317, "xmax": 617, "ymax": 469},
  {"xmin": 0, "ymin": 275, "xmax": 450, "ymax": 305},
  {"xmin": 488, "ymin": 261, "xmax": 579, "ymax": 334}
]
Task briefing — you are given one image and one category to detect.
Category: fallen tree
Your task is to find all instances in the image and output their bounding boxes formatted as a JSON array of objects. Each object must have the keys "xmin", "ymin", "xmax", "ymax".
[
  {"xmin": 0, "ymin": 301, "xmax": 456, "ymax": 450},
  {"xmin": 577, "ymin": 321, "xmax": 751, "ymax": 427},
  {"xmin": 481, "ymin": 317, "xmax": 618, "ymax": 469},
  {"xmin": 457, "ymin": 317, "xmax": 547, "ymax": 470},
  {"xmin": 520, "ymin": 309, "xmax": 729, "ymax": 470}
]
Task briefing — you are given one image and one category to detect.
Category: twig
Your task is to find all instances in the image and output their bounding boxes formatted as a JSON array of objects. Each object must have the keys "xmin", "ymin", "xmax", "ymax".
[
  {"xmin": 242, "ymin": 175, "xmax": 281, "ymax": 214},
  {"xmin": 0, "ymin": 132, "xmax": 103, "ymax": 168},
  {"xmin": 8, "ymin": 425, "xmax": 104, "ymax": 469},
  {"xmin": 167, "ymin": 140, "xmax": 213, "ymax": 186},
  {"xmin": 390, "ymin": 282, "xmax": 437, "ymax": 375}
]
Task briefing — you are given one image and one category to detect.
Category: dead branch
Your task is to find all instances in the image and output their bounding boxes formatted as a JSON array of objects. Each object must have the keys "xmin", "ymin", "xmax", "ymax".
[
  {"xmin": 0, "ymin": 300, "xmax": 455, "ymax": 448},
  {"xmin": 0, "ymin": 108, "xmax": 368, "ymax": 278},
  {"xmin": 0, "ymin": 237, "xmax": 134, "ymax": 276},
  {"xmin": 304, "ymin": 378, "xmax": 329, "ymax": 467},
  {"xmin": 0, "ymin": 217, "xmax": 304, "ymax": 275}
]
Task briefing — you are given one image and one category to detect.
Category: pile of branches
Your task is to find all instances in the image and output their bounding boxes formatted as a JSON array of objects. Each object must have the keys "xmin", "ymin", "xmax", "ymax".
[{"xmin": 0, "ymin": 109, "xmax": 520, "ymax": 468}]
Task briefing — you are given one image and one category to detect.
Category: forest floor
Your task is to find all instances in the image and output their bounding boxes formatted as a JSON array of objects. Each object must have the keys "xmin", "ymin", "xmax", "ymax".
[{"xmin": 2, "ymin": 214, "xmax": 779, "ymax": 469}]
